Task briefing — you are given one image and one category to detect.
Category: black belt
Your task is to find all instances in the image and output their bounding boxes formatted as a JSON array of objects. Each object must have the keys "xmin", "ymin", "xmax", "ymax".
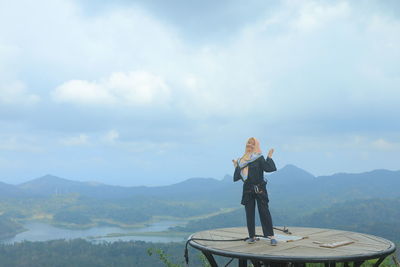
[{"xmin": 244, "ymin": 183, "xmax": 265, "ymax": 194}]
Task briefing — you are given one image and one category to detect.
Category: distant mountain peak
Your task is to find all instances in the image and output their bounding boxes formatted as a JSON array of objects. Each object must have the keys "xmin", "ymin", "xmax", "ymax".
[
  {"xmin": 279, "ymin": 164, "xmax": 314, "ymax": 175},
  {"xmin": 38, "ymin": 174, "xmax": 70, "ymax": 181},
  {"xmin": 222, "ymin": 174, "xmax": 233, "ymax": 183},
  {"xmin": 175, "ymin": 177, "xmax": 218, "ymax": 185},
  {"xmin": 280, "ymin": 164, "xmax": 307, "ymax": 172},
  {"xmin": 268, "ymin": 164, "xmax": 315, "ymax": 184},
  {"xmin": 18, "ymin": 174, "xmax": 80, "ymax": 189}
]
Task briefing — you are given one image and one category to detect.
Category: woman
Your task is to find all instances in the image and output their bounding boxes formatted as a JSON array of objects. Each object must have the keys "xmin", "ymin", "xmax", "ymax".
[{"xmin": 232, "ymin": 137, "xmax": 278, "ymax": 245}]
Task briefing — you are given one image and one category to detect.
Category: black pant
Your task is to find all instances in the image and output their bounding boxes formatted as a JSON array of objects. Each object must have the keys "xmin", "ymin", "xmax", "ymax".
[{"xmin": 245, "ymin": 192, "xmax": 274, "ymax": 238}]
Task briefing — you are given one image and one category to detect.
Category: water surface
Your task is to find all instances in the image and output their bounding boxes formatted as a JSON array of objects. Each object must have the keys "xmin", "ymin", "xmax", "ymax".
[{"xmin": 1, "ymin": 220, "xmax": 187, "ymax": 244}]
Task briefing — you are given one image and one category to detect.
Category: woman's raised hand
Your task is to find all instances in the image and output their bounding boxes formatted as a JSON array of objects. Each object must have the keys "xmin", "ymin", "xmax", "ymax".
[
  {"xmin": 267, "ymin": 148, "xmax": 274, "ymax": 158},
  {"xmin": 232, "ymin": 159, "xmax": 238, "ymax": 167}
]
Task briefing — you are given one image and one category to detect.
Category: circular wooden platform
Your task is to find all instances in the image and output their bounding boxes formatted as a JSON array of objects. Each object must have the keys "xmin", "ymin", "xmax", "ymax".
[{"xmin": 188, "ymin": 226, "xmax": 396, "ymax": 265}]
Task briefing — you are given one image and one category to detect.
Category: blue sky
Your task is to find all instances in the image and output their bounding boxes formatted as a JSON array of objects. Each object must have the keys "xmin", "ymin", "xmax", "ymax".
[{"xmin": 0, "ymin": 0, "xmax": 399, "ymax": 186}]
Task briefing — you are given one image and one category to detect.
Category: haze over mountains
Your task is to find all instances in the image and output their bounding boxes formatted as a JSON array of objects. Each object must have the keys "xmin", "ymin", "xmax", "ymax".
[
  {"xmin": 1, "ymin": 164, "xmax": 399, "ymax": 204},
  {"xmin": 0, "ymin": 165, "xmax": 400, "ymax": 219},
  {"xmin": 1, "ymin": 174, "xmax": 236, "ymax": 200}
]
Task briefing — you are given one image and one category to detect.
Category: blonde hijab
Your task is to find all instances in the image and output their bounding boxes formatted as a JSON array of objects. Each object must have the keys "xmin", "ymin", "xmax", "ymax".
[{"xmin": 238, "ymin": 137, "xmax": 262, "ymax": 181}]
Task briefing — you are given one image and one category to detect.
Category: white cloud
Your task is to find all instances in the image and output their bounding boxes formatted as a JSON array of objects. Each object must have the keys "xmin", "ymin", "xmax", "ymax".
[
  {"xmin": 103, "ymin": 130, "xmax": 119, "ymax": 143},
  {"xmin": 371, "ymin": 138, "xmax": 400, "ymax": 151},
  {"xmin": 52, "ymin": 71, "xmax": 170, "ymax": 106},
  {"xmin": 292, "ymin": 1, "xmax": 350, "ymax": 32},
  {"xmin": 46, "ymin": 0, "xmax": 400, "ymax": 125},
  {"xmin": 279, "ymin": 135, "xmax": 400, "ymax": 154},
  {"xmin": 2, "ymin": 0, "xmax": 399, "ymax": 123},
  {"xmin": 339, "ymin": 136, "xmax": 400, "ymax": 152},
  {"xmin": 52, "ymin": 80, "xmax": 115, "ymax": 105},
  {"xmin": 0, "ymin": 81, "xmax": 40, "ymax": 105},
  {"xmin": 0, "ymin": 0, "xmax": 183, "ymax": 81},
  {"xmin": 60, "ymin": 134, "xmax": 90, "ymax": 146},
  {"xmin": 0, "ymin": 135, "xmax": 42, "ymax": 152},
  {"xmin": 99, "ymin": 129, "xmax": 174, "ymax": 154}
]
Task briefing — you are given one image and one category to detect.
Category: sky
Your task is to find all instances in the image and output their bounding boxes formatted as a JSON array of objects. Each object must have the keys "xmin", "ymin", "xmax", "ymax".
[{"xmin": 0, "ymin": 0, "xmax": 399, "ymax": 186}]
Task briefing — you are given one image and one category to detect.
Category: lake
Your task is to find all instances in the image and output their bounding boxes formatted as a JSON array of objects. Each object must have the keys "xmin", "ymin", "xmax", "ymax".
[{"xmin": 1, "ymin": 220, "xmax": 188, "ymax": 244}]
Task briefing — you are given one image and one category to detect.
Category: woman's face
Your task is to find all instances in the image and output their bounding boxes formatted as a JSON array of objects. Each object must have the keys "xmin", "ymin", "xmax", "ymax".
[{"xmin": 246, "ymin": 138, "xmax": 255, "ymax": 153}]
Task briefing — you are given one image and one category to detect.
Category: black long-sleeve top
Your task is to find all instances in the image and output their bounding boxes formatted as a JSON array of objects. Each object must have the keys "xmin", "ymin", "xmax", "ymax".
[{"xmin": 233, "ymin": 156, "xmax": 277, "ymax": 205}]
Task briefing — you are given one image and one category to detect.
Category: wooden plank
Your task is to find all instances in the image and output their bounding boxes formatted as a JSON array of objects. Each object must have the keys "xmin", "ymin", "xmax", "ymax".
[
  {"xmin": 270, "ymin": 245, "xmax": 343, "ymax": 257},
  {"xmin": 314, "ymin": 240, "xmax": 355, "ymax": 248}
]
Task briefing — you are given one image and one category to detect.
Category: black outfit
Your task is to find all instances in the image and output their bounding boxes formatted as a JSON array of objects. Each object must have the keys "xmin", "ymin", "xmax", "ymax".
[{"xmin": 233, "ymin": 156, "xmax": 277, "ymax": 238}]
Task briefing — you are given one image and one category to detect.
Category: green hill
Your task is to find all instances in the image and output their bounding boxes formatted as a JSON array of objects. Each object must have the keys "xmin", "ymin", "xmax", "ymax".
[
  {"xmin": 297, "ymin": 198, "xmax": 400, "ymax": 241},
  {"xmin": 0, "ymin": 215, "xmax": 24, "ymax": 239}
]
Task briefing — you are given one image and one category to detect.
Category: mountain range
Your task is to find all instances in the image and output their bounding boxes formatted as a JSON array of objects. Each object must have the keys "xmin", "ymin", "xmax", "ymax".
[
  {"xmin": 0, "ymin": 165, "xmax": 400, "ymax": 218},
  {"xmin": 1, "ymin": 174, "xmax": 237, "ymax": 201},
  {"xmin": 1, "ymin": 165, "xmax": 399, "ymax": 204}
]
